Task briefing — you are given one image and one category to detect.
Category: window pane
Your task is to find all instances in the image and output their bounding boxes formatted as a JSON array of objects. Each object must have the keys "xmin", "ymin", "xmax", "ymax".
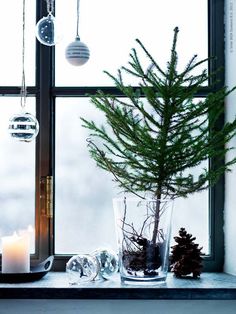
[
  {"xmin": 172, "ymin": 187, "xmax": 209, "ymax": 254},
  {"xmin": 55, "ymin": 98, "xmax": 209, "ymax": 255},
  {"xmin": 55, "ymin": 98, "xmax": 116, "ymax": 254},
  {"xmin": 56, "ymin": 0, "xmax": 208, "ymax": 86},
  {"xmin": 0, "ymin": 1, "xmax": 36, "ymax": 86},
  {"xmin": 0, "ymin": 98, "xmax": 36, "ymax": 253}
]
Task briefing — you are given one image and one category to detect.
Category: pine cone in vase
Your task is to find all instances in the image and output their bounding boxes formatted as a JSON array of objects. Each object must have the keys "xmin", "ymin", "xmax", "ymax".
[{"xmin": 170, "ymin": 227, "xmax": 203, "ymax": 278}]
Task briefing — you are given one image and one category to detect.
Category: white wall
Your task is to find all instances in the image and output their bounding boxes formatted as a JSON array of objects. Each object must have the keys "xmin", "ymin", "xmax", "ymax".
[
  {"xmin": 0, "ymin": 300, "xmax": 235, "ymax": 314},
  {"xmin": 224, "ymin": 0, "xmax": 236, "ymax": 275}
]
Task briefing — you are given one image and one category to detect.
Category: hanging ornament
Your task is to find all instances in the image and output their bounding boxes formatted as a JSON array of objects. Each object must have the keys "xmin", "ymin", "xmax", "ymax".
[
  {"xmin": 9, "ymin": 112, "xmax": 39, "ymax": 142},
  {"xmin": 8, "ymin": 0, "xmax": 39, "ymax": 142},
  {"xmin": 65, "ymin": 37, "xmax": 90, "ymax": 66},
  {"xmin": 65, "ymin": 0, "xmax": 90, "ymax": 66},
  {"xmin": 35, "ymin": 0, "xmax": 59, "ymax": 46}
]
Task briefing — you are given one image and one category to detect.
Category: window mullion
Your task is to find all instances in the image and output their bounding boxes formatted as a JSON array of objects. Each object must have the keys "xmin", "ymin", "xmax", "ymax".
[
  {"xmin": 205, "ymin": 0, "xmax": 225, "ymax": 271},
  {"xmin": 0, "ymin": 87, "xmax": 38, "ymax": 96},
  {"xmin": 35, "ymin": 0, "xmax": 55, "ymax": 263}
]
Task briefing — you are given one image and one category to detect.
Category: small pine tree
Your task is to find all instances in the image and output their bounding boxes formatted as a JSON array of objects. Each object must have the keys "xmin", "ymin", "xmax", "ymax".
[
  {"xmin": 81, "ymin": 27, "xmax": 236, "ymax": 264},
  {"xmin": 170, "ymin": 227, "xmax": 203, "ymax": 278}
]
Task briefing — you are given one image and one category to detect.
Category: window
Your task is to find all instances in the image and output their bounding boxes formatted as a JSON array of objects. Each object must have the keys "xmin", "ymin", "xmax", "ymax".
[
  {"xmin": 0, "ymin": 0, "xmax": 224, "ymax": 271},
  {"xmin": 0, "ymin": 0, "xmax": 36, "ymax": 255}
]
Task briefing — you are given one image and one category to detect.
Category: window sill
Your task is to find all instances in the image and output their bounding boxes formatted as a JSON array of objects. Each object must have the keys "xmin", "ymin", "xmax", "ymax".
[{"xmin": 0, "ymin": 272, "xmax": 236, "ymax": 300}]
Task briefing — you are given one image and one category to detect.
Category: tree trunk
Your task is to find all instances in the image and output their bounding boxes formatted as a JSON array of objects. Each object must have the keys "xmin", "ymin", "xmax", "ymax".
[{"xmin": 151, "ymin": 198, "xmax": 161, "ymax": 244}]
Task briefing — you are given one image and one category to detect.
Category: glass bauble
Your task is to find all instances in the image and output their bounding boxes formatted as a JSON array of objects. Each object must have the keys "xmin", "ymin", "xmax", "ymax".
[
  {"xmin": 35, "ymin": 13, "xmax": 59, "ymax": 46},
  {"xmin": 92, "ymin": 248, "xmax": 119, "ymax": 280},
  {"xmin": 66, "ymin": 254, "xmax": 99, "ymax": 285},
  {"xmin": 8, "ymin": 112, "xmax": 39, "ymax": 142},
  {"xmin": 65, "ymin": 37, "xmax": 90, "ymax": 66}
]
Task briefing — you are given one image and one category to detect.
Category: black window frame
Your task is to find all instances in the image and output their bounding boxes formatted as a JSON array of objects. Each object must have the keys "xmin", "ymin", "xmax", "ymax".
[{"xmin": 0, "ymin": 0, "xmax": 225, "ymax": 271}]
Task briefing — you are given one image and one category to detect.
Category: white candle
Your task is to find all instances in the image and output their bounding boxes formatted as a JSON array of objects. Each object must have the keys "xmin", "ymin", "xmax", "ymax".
[
  {"xmin": 19, "ymin": 225, "xmax": 35, "ymax": 253},
  {"xmin": 2, "ymin": 232, "xmax": 30, "ymax": 273}
]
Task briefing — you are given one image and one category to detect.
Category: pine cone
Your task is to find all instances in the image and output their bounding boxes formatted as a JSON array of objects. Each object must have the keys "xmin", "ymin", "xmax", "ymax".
[{"xmin": 170, "ymin": 227, "xmax": 203, "ymax": 278}]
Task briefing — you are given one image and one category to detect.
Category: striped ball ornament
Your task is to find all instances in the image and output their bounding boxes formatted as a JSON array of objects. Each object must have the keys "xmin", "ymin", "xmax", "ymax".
[
  {"xmin": 8, "ymin": 112, "xmax": 39, "ymax": 142},
  {"xmin": 65, "ymin": 38, "xmax": 90, "ymax": 66}
]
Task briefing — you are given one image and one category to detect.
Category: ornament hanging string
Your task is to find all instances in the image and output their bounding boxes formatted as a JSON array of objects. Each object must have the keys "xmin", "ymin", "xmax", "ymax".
[
  {"xmin": 8, "ymin": 0, "xmax": 39, "ymax": 142},
  {"xmin": 76, "ymin": 0, "xmax": 80, "ymax": 39},
  {"xmin": 46, "ymin": 0, "xmax": 54, "ymax": 14},
  {"xmin": 20, "ymin": 0, "xmax": 26, "ymax": 109}
]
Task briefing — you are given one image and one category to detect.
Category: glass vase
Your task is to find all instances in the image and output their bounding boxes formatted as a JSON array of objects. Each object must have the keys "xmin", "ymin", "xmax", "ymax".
[{"xmin": 113, "ymin": 196, "xmax": 173, "ymax": 284}]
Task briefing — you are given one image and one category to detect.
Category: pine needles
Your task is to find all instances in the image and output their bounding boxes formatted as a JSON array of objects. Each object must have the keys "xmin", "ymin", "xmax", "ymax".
[{"xmin": 81, "ymin": 27, "xmax": 236, "ymax": 200}]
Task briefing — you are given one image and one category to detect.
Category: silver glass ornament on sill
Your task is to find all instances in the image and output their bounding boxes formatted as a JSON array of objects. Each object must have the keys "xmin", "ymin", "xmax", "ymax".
[
  {"xmin": 65, "ymin": 0, "xmax": 90, "ymax": 66},
  {"xmin": 92, "ymin": 248, "xmax": 119, "ymax": 280},
  {"xmin": 9, "ymin": 112, "xmax": 39, "ymax": 142},
  {"xmin": 66, "ymin": 254, "xmax": 99, "ymax": 285}
]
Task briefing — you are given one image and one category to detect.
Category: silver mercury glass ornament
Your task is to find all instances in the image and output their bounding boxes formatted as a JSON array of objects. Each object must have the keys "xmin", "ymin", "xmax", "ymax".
[
  {"xmin": 92, "ymin": 248, "xmax": 119, "ymax": 280},
  {"xmin": 65, "ymin": 0, "xmax": 90, "ymax": 66},
  {"xmin": 66, "ymin": 254, "xmax": 99, "ymax": 285}
]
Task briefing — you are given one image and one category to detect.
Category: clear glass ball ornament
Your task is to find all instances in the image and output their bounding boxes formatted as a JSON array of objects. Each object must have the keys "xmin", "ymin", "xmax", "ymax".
[
  {"xmin": 66, "ymin": 254, "xmax": 99, "ymax": 285},
  {"xmin": 35, "ymin": 13, "xmax": 59, "ymax": 46},
  {"xmin": 92, "ymin": 248, "xmax": 119, "ymax": 280},
  {"xmin": 65, "ymin": 37, "xmax": 90, "ymax": 66},
  {"xmin": 8, "ymin": 112, "xmax": 39, "ymax": 142}
]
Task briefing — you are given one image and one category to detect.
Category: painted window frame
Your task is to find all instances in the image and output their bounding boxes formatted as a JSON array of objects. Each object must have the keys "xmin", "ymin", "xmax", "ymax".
[{"xmin": 0, "ymin": 0, "xmax": 225, "ymax": 271}]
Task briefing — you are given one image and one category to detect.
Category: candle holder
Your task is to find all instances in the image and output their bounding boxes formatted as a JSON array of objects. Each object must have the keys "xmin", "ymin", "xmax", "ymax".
[{"xmin": 0, "ymin": 256, "xmax": 54, "ymax": 283}]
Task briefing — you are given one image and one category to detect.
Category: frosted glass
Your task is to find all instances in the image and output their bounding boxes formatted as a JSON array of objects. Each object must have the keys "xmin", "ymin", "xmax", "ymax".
[
  {"xmin": 55, "ymin": 98, "xmax": 117, "ymax": 254},
  {"xmin": 55, "ymin": 0, "xmax": 208, "ymax": 86},
  {"xmin": 172, "ymin": 191, "xmax": 209, "ymax": 254},
  {"xmin": 55, "ymin": 98, "xmax": 209, "ymax": 255},
  {"xmin": 0, "ymin": 98, "xmax": 36, "ymax": 252},
  {"xmin": 0, "ymin": 1, "xmax": 36, "ymax": 86}
]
